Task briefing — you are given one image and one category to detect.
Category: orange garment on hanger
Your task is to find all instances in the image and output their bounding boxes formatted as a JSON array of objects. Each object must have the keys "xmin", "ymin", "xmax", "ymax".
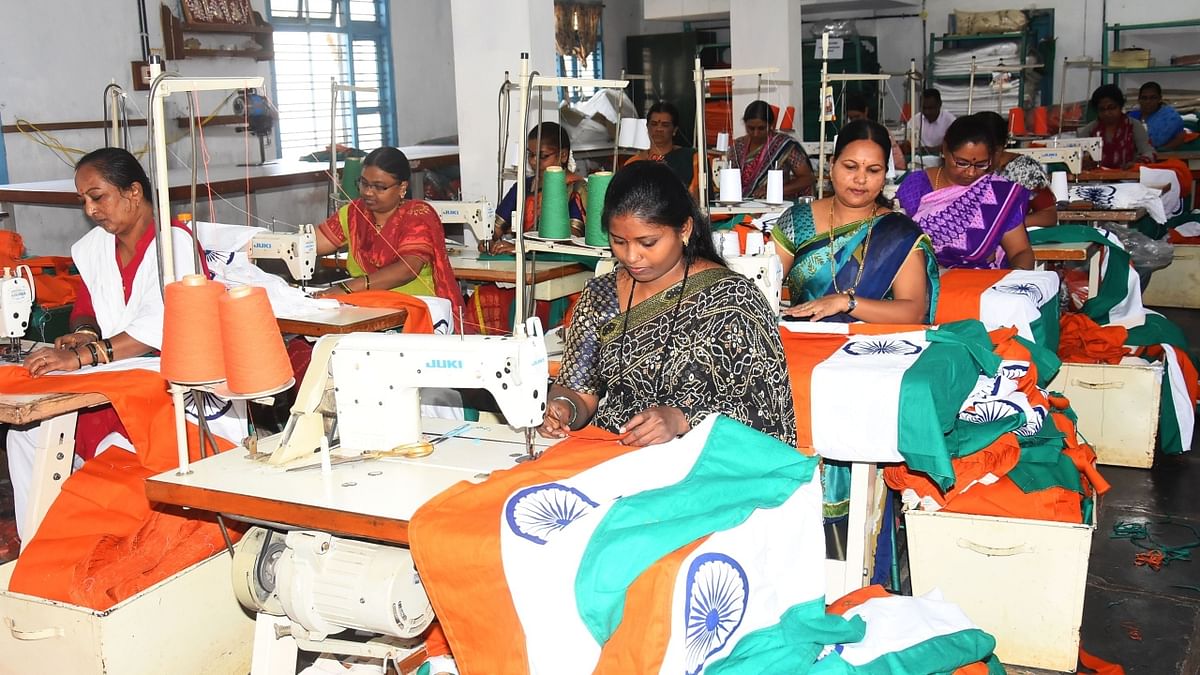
[
  {"xmin": 0, "ymin": 366, "xmax": 239, "ymax": 610},
  {"xmin": 1058, "ymin": 314, "xmax": 1129, "ymax": 364}
]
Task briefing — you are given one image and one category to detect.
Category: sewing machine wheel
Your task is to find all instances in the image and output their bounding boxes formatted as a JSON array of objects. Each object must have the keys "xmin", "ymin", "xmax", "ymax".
[{"xmin": 231, "ymin": 526, "xmax": 286, "ymax": 616}]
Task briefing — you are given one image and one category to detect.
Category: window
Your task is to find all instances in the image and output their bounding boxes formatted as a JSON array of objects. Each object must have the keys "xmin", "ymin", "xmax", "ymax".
[
  {"xmin": 556, "ymin": 22, "xmax": 603, "ymax": 103},
  {"xmin": 268, "ymin": 0, "xmax": 394, "ymax": 158}
]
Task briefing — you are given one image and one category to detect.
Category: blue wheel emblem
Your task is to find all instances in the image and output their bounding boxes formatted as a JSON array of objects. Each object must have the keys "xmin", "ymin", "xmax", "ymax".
[
  {"xmin": 993, "ymin": 283, "xmax": 1045, "ymax": 304},
  {"xmin": 683, "ymin": 553, "xmax": 749, "ymax": 674},
  {"xmin": 999, "ymin": 363, "xmax": 1029, "ymax": 380},
  {"xmin": 184, "ymin": 390, "xmax": 233, "ymax": 422},
  {"xmin": 1017, "ymin": 405, "xmax": 1047, "ymax": 437},
  {"xmin": 504, "ymin": 483, "xmax": 598, "ymax": 545},
  {"xmin": 960, "ymin": 399, "xmax": 1023, "ymax": 425},
  {"xmin": 842, "ymin": 339, "xmax": 923, "ymax": 356}
]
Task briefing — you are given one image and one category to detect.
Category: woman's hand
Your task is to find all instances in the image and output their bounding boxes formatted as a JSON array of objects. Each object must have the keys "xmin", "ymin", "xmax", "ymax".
[
  {"xmin": 23, "ymin": 347, "xmax": 80, "ymax": 378},
  {"xmin": 537, "ymin": 398, "xmax": 574, "ymax": 439},
  {"xmin": 55, "ymin": 331, "xmax": 99, "ymax": 351},
  {"xmin": 484, "ymin": 238, "xmax": 515, "ymax": 255},
  {"xmin": 620, "ymin": 406, "xmax": 689, "ymax": 446},
  {"xmin": 782, "ymin": 294, "xmax": 851, "ymax": 322},
  {"xmin": 312, "ymin": 287, "xmax": 346, "ymax": 299}
]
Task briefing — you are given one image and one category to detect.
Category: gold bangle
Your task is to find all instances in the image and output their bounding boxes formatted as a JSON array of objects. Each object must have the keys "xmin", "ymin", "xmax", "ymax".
[
  {"xmin": 364, "ymin": 274, "xmax": 371, "ymax": 290},
  {"xmin": 338, "ymin": 281, "xmax": 352, "ymax": 294},
  {"xmin": 75, "ymin": 327, "xmax": 100, "ymax": 339}
]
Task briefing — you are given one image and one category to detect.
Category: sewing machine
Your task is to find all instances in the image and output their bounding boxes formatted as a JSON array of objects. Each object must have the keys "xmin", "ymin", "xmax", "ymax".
[
  {"xmin": 270, "ymin": 316, "xmax": 549, "ymax": 466},
  {"xmin": 0, "ymin": 265, "xmax": 34, "ymax": 361},
  {"xmin": 726, "ymin": 253, "xmax": 785, "ymax": 316},
  {"xmin": 430, "ymin": 199, "xmax": 495, "ymax": 245},
  {"xmin": 247, "ymin": 225, "xmax": 318, "ymax": 286},
  {"xmin": 1010, "ymin": 146, "xmax": 1084, "ymax": 174}
]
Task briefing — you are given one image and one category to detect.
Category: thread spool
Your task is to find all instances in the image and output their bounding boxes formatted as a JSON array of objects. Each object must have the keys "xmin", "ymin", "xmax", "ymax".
[
  {"xmin": 765, "ymin": 170, "xmax": 784, "ymax": 204},
  {"xmin": 161, "ymin": 274, "xmax": 226, "ymax": 384},
  {"xmin": 585, "ymin": 171, "xmax": 613, "ymax": 246},
  {"xmin": 1032, "ymin": 106, "xmax": 1050, "ymax": 136},
  {"xmin": 719, "ymin": 167, "xmax": 743, "ymax": 203},
  {"xmin": 1050, "ymin": 171, "xmax": 1070, "ymax": 203},
  {"xmin": 218, "ymin": 285, "xmax": 293, "ymax": 395},
  {"xmin": 713, "ymin": 231, "xmax": 740, "ymax": 258},
  {"xmin": 744, "ymin": 231, "xmax": 766, "ymax": 256},
  {"xmin": 715, "ymin": 132, "xmax": 730, "ymax": 152},
  {"xmin": 537, "ymin": 166, "xmax": 571, "ymax": 239},
  {"xmin": 1008, "ymin": 107, "xmax": 1026, "ymax": 135}
]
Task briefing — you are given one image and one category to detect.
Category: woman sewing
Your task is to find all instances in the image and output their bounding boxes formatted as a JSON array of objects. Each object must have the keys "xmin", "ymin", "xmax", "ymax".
[
  {"xmin": 975, "ymin": 110, "xmax": 1058, "ymax": 228},
  {"xmin": 772, "ymin": 120, "xmax": 938, "ymax": 324},
  {"xmin": 1077, "ymin": 84, "xmax": 1156, "ymax": 169},
  {"xmin": 539, "ymin": 161, "xmax": 795, "ymax": 446},
  {"xmin": 1130, "ymin": 82, "xmax": 1189, "ymax": 151},
  {"xmin": 896, "ymin": 116, "xmax": 1035, "ymax": 270},
  {"xmin": 483, "ymin": 122, "xmax": 586, "ymax": 255},
  {"xmin": 313, "ymin": 146, "xmax": 463, "ymax": 322},
  {"xmin": 8, "ymin": 147, "xmax": 217, "ymax": 539},
  {"xmin": 729, "ymin": 100, "xmax": 814, "ymax": 200},
  {"xmin": 623, "ymin": 101, "xmax": 699, "ymax": 198}
]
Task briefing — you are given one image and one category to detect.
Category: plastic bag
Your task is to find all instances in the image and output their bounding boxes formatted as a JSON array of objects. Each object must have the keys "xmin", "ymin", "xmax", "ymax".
[
  {"xmin": 1102, "ymin": 222, "xmax": 1175, "ymax": 272},
  {"xmin": 809, "ymin": 20, "xmax": 858, "ymax": 39}
]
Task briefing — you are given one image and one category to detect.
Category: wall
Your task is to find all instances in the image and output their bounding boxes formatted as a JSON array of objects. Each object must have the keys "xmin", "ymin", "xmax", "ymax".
[
  {"xmin": 603, "ymin": 0, "xmax": 688, "ymax": 79},
  {"xmin": 390, "ymin": 0, "xmax": 457, "ymax": 144}
]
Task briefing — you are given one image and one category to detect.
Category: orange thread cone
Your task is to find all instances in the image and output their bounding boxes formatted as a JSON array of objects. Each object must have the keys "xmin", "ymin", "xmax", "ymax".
[
  {"xmin": 161, "ymin": 275, "xmax": 226, "ymax": 384},
  {"xmin": 1032, "ymin": 106, "xmax": 1050, "ymax": 135},
  {"xmin": 1009, "ymin": 107, "xmax": 1026, "ymax": 135},
  {"xmin": 217, "ymin": 286, "xmax": 292, "ymax": 395}
]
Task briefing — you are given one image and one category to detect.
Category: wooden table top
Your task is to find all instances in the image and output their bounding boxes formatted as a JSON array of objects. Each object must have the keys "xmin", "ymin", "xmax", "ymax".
[
  {"xmin": 275, "ymin": 306, "xmax": 407, "ymax": 337},
  {"xmin": 449, "ymin": 251, "xmax": 588, "ymax": 285},
  {"xmin": 0, "ymin": 390, "xmax": 109, "ymax": 426},
  {"xmin": 1074, "ymin": 169, "xmax": 1140, "ymax": 182},
  {"xmin": 1032, "ymin": 241, "xmax": 1099, "ymax": 262},
  {"xmin": 1058, "ymin": 207, "xmax": 1147, "ymax": 223}
]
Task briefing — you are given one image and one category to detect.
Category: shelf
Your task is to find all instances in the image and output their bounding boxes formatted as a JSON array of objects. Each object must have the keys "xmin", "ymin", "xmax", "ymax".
[
  {"xmin": 1101, "ymin": 17, "xmax": 1200, "ymax": 85},
  {"xmin": 1099, "ymin": 65, "xmax": 1200, "ymax": 74},
  {"xmin": 1107, "ymin": 19, "xmax": 1200, "ymax": 32},
  {"xmin": 931, "ymin": 31, "xmax": 1024, "ymax": 42},
  {"xmin": 161, "ymin": 5, "xmax": 274, "ymax": 62}
]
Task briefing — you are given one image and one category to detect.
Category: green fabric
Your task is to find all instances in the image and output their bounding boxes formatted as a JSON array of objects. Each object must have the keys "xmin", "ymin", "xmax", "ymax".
[
  {"xmin": 946, "ymin": 414, "xmax": 1025, "ymax": 459},
  {"xmin": 706, "ymin": 599, "xmax": 865, "ymax": 675},
  {"xmin": 1124, "ymin": 312, "xmax": 1194, "ymax": 455},
  {"xmin": 1009, "ymin": 423, "xmax": 1084, "ymax": 494},
  {"xmin": 895, "ymin": 321, "xmax": 1000, "ymax": 491},
  {"xmin": 1158, "ymin": 370, "xmax": 1188, "ymax": 456},
  {"xmin": 811, "ymin": 629, "xmax": 999, "ymax": 675},
  {"xmin": 1014, "ymin": 334, "xmax": 1062, "ymax": 387},
  {"xmin": 1028, "ymin": 226, "xmax": 1131, "ymax": 325},
  {"xmin": 336, "ymin": 204, "xmax": 434, "ymax": 293},
  {"xmin": 1029, "ymin": 290, "xmax": 1061, "ymax": 353},
  {"xmin": 415, "ymin": 664, "xmax": 430, "ymax": 675},
  {"xmin": 340, "ymin": 157, "xmax": 364, "ymax": 199},
  {"xmin": 574, "ymin": 416, "xmax": 820, "ymax": 644},
  {"xmin": 1126, "ymin": 311, "xmax": 1190, "ymax": 351},
  {"xmin": 822, "ymin": 462, "xmax": 852, "ymax": 521},
  {"xmin": 1130, "ymin": 214, "xmax": 1167, "ymax": 240}
]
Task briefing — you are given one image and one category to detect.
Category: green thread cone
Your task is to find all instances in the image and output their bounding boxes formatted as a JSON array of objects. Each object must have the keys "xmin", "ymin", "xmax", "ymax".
[
  {"xmin": 537, "ymin": 166, "xmax": 571, "ymax": 239},
  {"xmin": 585, "ymin": 171, "xmax": 613, "ymax": 246}
]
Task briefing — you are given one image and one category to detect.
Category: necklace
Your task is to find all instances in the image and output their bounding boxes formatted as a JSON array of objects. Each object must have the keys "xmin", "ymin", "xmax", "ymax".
[
  {"xmin": 827, "ymin": 200, "xmax": 877, "ymax": 295},
  {"xmin": 616, "ymin": 262, "xmax": 692, "ymax": 403}
]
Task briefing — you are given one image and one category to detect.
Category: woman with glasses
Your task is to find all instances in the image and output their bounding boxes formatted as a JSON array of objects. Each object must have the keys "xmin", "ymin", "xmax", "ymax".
[
  {"xmin": 313, "ymin": 147, "xmax": 463, "ymax": 323},
  {"xmin": 728, "ymin": 100, "xmax": 814, "ymax": 201},
  {"xmin": 896, "ymin": 116, "xmax": 1034, "ymax": 270},
  {"xmin": 483, "ymin": 122, "xmax": 586, "ymax": 255},
  {"xmin": 772, "ymin": 120, "xmax": 938, "ymax": 324},
  {"xmin": 1077, "ymin": 85, "xmax": 1156, "ymax": 169}
]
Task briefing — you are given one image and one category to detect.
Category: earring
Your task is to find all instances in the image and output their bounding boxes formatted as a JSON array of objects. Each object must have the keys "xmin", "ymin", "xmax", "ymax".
[{"xmin": 682, "ymin": 236, "xmax": 690, "ymax": 246}]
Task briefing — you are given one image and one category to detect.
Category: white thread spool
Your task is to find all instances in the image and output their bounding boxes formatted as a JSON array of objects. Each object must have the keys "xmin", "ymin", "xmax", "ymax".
[
  {"xmin": 1050, "ymin": 171, "xmax": 1070, "ymax": 203},
  {"xmin": 744, "ymin": 231, "xmax": 765, "ymax": 256},
  {"xmin": 719, "ymin": 167, "xmax": 743, "ymax": 203},
  {"xmin": 715, "ymin": 132, "xmax": 730, "ymax": 152},
  {"xmin": 765, "ymin": 170, "xmax": 784, "ymax": 204},
  {"xmin": 721, "ymin": 232, "xmax": 740, "ymax": 258},
  {"xmin": 618, "ymin": 118, "xmax": 650, "ymax": 149}
]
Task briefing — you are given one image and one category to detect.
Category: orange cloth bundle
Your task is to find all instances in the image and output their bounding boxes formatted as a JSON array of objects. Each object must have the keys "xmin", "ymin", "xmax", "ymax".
[{"xmin": 1058, "ymin": 313, "xmax": 1128, "ymax": 364}]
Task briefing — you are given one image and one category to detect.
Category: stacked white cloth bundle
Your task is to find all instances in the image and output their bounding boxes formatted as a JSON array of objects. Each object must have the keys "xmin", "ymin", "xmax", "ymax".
[
  {"xmin": 1067, "ymin": 183, "xmax": 1169, "ymax": 224},
  {"xmin": 932, "ymin": 40, "xmax": 1022, "ymax": 76}
]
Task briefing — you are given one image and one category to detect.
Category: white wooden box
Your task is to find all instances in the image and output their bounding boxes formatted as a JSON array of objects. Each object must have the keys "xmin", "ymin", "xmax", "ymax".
[
  {"xmin": 0, "ymin": 552, "xmax": 254, "ymax": 675},
  {"xmin": 906, "ymin": 508, "xmax": 1095, "ymax": 672},
  {"xmin": 1049, "ymin": 362, "xmax": 1163, "ymax": 468},
  {"xmin": 1143, "ymin": 244, "xmax": 1200, "ymax": 309}
]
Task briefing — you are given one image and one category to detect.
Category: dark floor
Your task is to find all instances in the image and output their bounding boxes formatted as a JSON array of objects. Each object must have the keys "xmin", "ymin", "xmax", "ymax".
[{"xmin": 1, "ymin": 308, "xmax": 1197, "ymax": 673}]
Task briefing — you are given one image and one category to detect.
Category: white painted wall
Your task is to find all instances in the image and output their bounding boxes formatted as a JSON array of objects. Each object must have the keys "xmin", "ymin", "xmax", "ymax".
[
  {"xmin": 390, "ymin": 0, "xmax": 457, "ymax": 144},
  {"xmin": 730, "ymin": 0, "xmax": 806, "ymax": 134}
]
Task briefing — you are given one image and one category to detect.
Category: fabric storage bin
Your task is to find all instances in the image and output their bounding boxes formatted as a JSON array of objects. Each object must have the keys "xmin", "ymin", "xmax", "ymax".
[
  {"xmin": 1142, "ymin": 244, "xmax": 1200, "ymax": 308},
  {"xmin": 0, "ymin": 552, "xmax": 253, "ymax": 675},
  {"xmin": 1049, "ymin": 362, "xmax": 1163, "ymax": 468},
  {"xmin": 905, "ymin": 508, "xmax": 1095, "ymax": 672}
]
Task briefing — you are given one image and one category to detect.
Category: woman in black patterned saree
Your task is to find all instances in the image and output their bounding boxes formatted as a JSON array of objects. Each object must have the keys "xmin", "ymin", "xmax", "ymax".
[{"xmin": 539, "ymin": 161, "xmax": 796, "ymax": 447}]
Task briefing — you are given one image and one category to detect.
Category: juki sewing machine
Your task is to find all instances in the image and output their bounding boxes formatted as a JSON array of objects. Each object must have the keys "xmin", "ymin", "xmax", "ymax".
[
  {"xmin": 429, "ymin": 199, "xmax": 495, "ymax": 245},
  {"xmin": 726, "ymin": 253, "xmax": 785, "ymax": 316},
  {"xmin": 247, "ymin": 225, "xmax": 318, "ymax": 288},
  {"xmin": 0, "ymin": 265, "xmax": 34, "ymax": 361}
]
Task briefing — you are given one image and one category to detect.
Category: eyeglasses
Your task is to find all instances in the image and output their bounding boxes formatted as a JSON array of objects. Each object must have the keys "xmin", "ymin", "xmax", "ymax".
[
  {"xmin": 950, "ymin": 157, "xmax": 992, "ymax": 172},
  {"xmin": 357, "ymin": 177, "xmax": 400, "ymax": 193}
]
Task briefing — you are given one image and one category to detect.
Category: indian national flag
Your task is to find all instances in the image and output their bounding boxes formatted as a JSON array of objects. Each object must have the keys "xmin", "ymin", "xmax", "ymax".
[
  {"xmin": 935, "ymin": 269, "xmax": 1061, "ymax": 349},
  {"xmin": 409, "ymin": 415, "xmax": 829, "ymax": 675},
  {"xmin": 779, "ymin": 321, "xmax": 1000, "ymax": 491}
]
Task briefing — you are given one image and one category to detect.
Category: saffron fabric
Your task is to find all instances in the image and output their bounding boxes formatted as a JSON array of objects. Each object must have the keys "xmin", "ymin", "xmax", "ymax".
[
  {"xmin": 897, "ymin": 172, "xmax": 1029, "ymax": 269},
  {"xmin": 771, "ymin": 202, "xmax": 939, "ymax": 323},
  {"xmin": 557, "ymin": 267, "xmax": 796, "ymax": 445}
]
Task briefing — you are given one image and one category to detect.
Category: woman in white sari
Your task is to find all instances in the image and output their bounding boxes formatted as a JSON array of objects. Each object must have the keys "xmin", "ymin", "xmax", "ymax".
[{"xmin": 8, "ymin": 148, "xmax": 243, "ymax": 540}]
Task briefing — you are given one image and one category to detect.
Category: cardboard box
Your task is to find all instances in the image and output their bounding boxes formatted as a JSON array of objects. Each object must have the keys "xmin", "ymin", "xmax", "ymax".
[
  {"xmin": 1049, "ymin": 362, "xmax": 1163, "ymax": 468},
  {"xmin": 1143, "ymin": 244, "xmax": 1200, "ymax": 309},
  {"xmin": 906, "ymin": 508, "xmax": 1095, "ymax": 672},
  {"xmin": 1109, "ymin": 48, "xmax": 1154, "ymax": 69},
  {"xmin": 0, "ymin": 553, "xmax": 253, "ymax": 675}
]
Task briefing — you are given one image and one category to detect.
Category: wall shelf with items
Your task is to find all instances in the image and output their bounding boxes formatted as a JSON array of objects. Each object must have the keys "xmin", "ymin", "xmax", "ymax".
[
  {"xmin": 161, "ymin": 5, "xmax": 274, "ymax": 61},
  {"xmin": 1101, "ymin": 18, "xmax": 1200, "ymax": 87}
]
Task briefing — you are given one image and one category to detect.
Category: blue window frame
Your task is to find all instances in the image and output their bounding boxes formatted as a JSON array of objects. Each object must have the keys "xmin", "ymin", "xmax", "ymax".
[
  {"xmin": 267, "ymin": 0, "xmax": 395, "ymax": 158},
  {"xmin": 556, "ymin": 23, "xmax": 604, "ymax": 103}
]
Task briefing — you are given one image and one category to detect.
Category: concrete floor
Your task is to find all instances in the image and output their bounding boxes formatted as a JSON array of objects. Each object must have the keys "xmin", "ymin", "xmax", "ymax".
[{"xmin": 0, "ymin": 307, "xmax": 1197, "ymax": 673}]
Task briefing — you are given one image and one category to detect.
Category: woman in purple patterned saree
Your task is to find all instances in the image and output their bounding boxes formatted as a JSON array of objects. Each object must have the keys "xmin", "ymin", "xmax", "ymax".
[{"xmin": 896, "ymin": 116, "xmax": 1034, "ymax": 270}]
